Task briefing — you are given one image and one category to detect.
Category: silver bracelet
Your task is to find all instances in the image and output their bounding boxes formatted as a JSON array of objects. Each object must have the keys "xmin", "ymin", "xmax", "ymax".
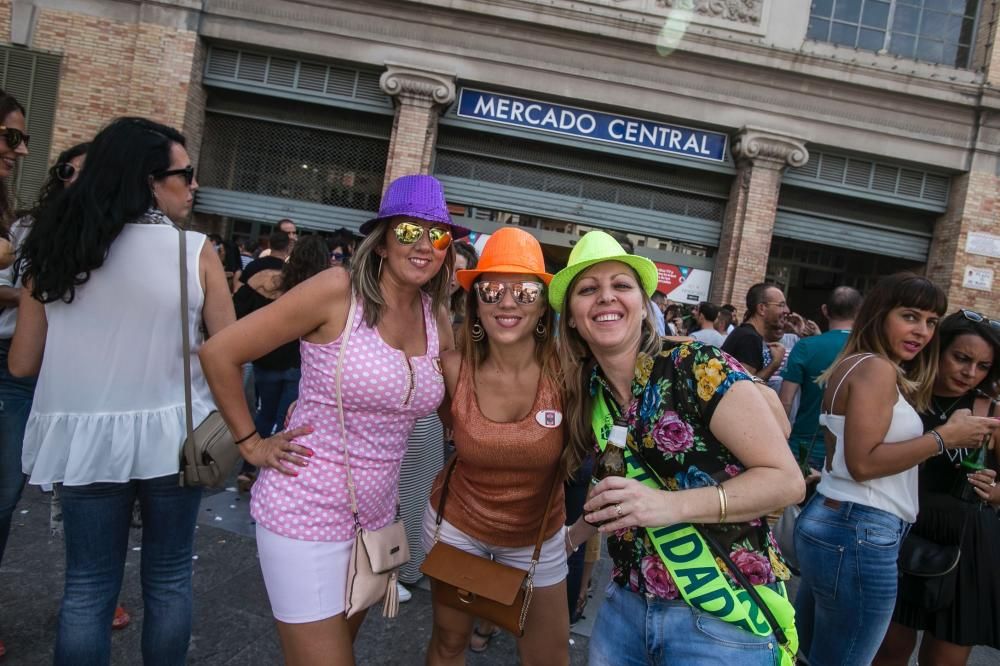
[{"xmin": 928, "ymin": 429, "xmax": 946, "ymax": 456}]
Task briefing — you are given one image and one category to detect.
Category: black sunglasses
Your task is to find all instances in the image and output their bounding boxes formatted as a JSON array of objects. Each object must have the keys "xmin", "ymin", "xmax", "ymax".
[
  {"xmin": 0, "ymin": 126, "xmax": 29, "ymax": 150},
  {"xmin": 331, "ymin": 251, "xmax": 350, "ymax": 263},
  {"xmin": 153, "ymin": 165, "xmax": 195, "ymax": 186},
  {"xmin": 55, "ymin": 162, "xmax": 77, "ymax": 182},
  {"xmin": 961, "ymin": 309, "xmax": 1000, "ymax": 331}
]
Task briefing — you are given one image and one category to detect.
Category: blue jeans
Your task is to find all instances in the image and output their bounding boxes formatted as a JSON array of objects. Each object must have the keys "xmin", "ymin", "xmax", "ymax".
[
  {"xmin": 252, "ymin": 366, "xmax": 300, "ymax": 438},
  {"xmin": 0, "ymin": 337, "xmax": 36, "ymax": 566},
  {"xmin": 55, "ymin": 475, "xmax": 202, "ymax": 666},
  {"xmin": 793, "ymin": 492, "xmax": 908, "ymax": 666},
  {"xmin": 589, "ymin": 582, "xmax": 781, "ymax": 665}
]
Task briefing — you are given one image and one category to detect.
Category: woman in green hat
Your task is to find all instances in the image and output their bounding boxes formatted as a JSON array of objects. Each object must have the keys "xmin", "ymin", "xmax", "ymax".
[{"xmin": 554, "ymin": 230, "xmax": 805, "ymax": 664}]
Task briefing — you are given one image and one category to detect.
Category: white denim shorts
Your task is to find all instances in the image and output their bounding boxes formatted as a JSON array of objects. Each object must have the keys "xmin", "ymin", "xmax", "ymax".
[
  {"xmin": 421, "ymin": 501, "xmax": 568, "ymax": 588},
  {"xmin": 256, "ymin": 524, "xmax": 354, "ymax": 623}
]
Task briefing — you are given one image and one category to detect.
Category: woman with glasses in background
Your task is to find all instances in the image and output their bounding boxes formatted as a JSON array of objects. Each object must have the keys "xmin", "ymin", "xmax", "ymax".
[
  {"xmin": 423, "ymin": 227, "xmax": 569, "ymax": 666},
  {"xmin": 875, "ymin": 310, "xmax": 1000, "ymax": 666},
  {"xmin": 201, "ymin": 175, "xmax": 459, "ymax": 665},
  {"xmin": 12, "ymin": 117, "xmax": 233, "ymax": 665}
]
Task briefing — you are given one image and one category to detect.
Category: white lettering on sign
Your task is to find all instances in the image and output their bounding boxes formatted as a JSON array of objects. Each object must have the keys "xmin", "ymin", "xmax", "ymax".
[{"xmin": 963, "ymin": 266, "xmax": 994, "ymax": 292}]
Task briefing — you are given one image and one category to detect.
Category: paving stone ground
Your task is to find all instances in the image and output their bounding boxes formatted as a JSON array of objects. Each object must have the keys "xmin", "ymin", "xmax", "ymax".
[{"xmin": 2, "ymin": 485, "xmax": 997, "ymax": 665}]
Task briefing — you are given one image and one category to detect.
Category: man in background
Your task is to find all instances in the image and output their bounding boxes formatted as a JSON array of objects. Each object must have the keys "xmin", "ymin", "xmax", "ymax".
[{"xmin": 779, "ymin": 286, "xmax": 862, "ymax": 470}]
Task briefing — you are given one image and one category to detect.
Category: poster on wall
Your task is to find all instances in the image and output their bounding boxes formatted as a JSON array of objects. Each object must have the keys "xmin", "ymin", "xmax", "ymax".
[{"xmin": 654, "ymin": 262, "xmax": 712, "ymax": 304}]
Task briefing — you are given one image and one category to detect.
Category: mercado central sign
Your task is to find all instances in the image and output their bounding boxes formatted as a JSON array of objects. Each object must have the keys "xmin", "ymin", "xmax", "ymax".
[{"xmin": 456, "ymin": 88, "xmax": 728, "ymax": 163}]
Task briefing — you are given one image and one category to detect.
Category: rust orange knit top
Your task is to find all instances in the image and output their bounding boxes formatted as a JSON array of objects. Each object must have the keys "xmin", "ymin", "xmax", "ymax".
[{"xmin": 429, "ymin": 361, "xmax": 566, "ymax": 548}]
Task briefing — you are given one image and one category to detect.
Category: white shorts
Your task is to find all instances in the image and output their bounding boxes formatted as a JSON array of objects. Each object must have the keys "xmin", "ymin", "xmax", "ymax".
[
  {"xmin": 421, "ymin": 502, "xmax": 568, "ymax": 588},
  {"xmin": 256, "ymin": 524, "xmax": 354, "ymax": 623}
]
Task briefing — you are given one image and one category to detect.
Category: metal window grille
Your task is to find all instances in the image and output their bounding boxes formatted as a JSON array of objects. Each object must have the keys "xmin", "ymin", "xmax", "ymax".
[
  {"xmin": 435, "ymin": 130, "xmax": 727, "ymax": 224},
  {"xmin": 807, "ymin": 0, "xmax": 980, "ymax": 69},
  {"xmin": 0, "ymin": 46, "xmax": 61, "ymax": 210},
  {"xmin": 787, "ymin": 149, "xmax": 950, "ymax": 208},
  {"xmin": 199, "ymin": 112, "xmax": 389, "ymax": 211}
]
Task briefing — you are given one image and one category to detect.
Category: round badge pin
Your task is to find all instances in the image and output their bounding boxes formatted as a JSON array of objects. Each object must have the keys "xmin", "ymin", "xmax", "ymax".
[{"xmin": 535, "ymin": 410, "xmax": 563, "ymax": 428}]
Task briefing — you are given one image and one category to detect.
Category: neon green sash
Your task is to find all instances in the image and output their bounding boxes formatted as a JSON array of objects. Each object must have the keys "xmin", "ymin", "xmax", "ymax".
[{"xmin": 591, "ymin": 392, "xmax": 798, "ymax": 664}]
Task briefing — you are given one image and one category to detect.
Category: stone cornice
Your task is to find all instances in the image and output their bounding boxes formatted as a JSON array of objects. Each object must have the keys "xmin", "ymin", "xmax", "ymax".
[
  {"xmin": 732, "ymin": 127, "xmax": 808, "ymax": 169},
  {"xmin": 380, "ymin": 63, "xmax": 456, "ymax": 107}
]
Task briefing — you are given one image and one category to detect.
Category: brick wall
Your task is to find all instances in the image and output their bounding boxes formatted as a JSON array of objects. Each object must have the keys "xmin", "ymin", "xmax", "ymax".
[
  {"xmin": 29, "ymin": 6, "xmax": 202, "ymax": 164},
  {"xmin": 383, "ymin": 97, "xmax": 437, "ymax": 189},
  {"xmin": 710, "ymin": 162, "xmax": 783, "ymax": 307},
  {"xmin": 926, "ymin": 170, "xmax": 1000, "ymax": 312}
]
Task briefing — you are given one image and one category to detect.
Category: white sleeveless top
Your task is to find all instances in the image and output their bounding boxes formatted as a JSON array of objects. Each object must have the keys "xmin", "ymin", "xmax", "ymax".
[
  {"xmin": 816, "ymin": 354, "xmax": 923, "ymax": 523},
  {"xmin": 22, "ymin": 223, "xmax": 216, "ymax": 486}
]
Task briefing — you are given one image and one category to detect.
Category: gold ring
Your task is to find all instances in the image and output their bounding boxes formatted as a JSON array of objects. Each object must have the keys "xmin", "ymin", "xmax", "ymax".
[{"xmin": 615, "ymin": 503, "xmax": 623, "ymax": 518}]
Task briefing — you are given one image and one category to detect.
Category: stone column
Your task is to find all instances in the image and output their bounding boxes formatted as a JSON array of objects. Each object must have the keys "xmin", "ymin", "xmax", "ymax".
[
  {"xmin": 380, "ymin": 63, "xmax": 456, "ymax": 189},
  {"xmin": 709, "ymin": 127, "xmax": 809, "ymax": 308}
]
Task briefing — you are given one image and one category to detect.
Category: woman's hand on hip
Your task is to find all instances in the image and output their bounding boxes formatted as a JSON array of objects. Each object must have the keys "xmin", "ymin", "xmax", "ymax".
[
  {"xmin": 239, "ymin": 426, "xmax": 315, "ymax": 476},
  {"xmin": 583, "ymin": 477, "xmax": 676, "ymax": 533}
]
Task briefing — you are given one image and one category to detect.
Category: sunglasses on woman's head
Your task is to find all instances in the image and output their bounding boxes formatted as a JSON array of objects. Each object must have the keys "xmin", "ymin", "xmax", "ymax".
[
  {"xmin": 0, "ymin": 126, "xmax": 29, "ymax": 151},
  {"xmin": 153, "ymin": 165, "xmax": 195, "ymax": 186},
  {"xmin": 392, "ymin": 221, "xmax": 452, "ymax": 250},
  {"xmin": 961, "ymin": 309, "xmax": 1000, "ymax": 330},
  {"xmin": 474, "ymin": 280, "xmax": 544, "ymax": 305},
  {"xmin": 331, "ymin": 251, "xmax": 350, "ymax": 263},
  {"xmin": 55, "ymin": 162, "xmax": 76, "ymax": 182}
]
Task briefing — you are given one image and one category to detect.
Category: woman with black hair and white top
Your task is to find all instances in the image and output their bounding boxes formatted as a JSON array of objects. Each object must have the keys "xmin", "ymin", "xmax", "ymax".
[
  {"xmin": 793, "ymin": 274, "xmax": 999, "ymax": 666},
  {"xmin": 875, "ymin": 310, "xmax": 1000, "ymax": 666}
]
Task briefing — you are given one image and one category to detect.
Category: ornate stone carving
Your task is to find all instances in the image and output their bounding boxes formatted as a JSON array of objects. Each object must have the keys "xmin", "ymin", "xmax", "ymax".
[
  {"xmin": 732, "ymin": 127, "xmax": 809, "ymax": 169},
  {"xmin": 380, "ymin": 63, "xmax": 456, "ymax": 106},
  {"xmin": 656, "ymin": 0, "xmax": 763, "ymax": 25}
]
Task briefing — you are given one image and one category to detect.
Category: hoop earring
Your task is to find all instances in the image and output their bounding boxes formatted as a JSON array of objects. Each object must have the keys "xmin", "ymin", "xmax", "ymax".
[
  {"xmin": 470, "ymin": 318, "xmax": 485, "ymax": 343},
  {"xmin": 534, "ymin": 319, "xmax": 547, "ymax": 340}
]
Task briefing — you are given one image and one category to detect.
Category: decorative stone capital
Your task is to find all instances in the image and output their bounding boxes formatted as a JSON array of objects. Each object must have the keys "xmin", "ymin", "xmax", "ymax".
[
  {"xmin": 657, "ymin": 0, "xmax": 763, "ymax": 26},
  {"xmin": 732, "ymin": 127, "xmax": 809, "ymax": 169},
  {"xmin": 380, "ymin": 63, "xmax": 456, "ymax": 108}
]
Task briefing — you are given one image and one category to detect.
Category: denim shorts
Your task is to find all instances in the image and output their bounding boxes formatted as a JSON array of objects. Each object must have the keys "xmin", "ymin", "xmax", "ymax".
[
  {"xmin": 589, "ymin": 582, "xmax": 781, "ymax": 665},
  {"xmin": 793, "ymin": 493, "xmax": 909, "ymax": 666}
]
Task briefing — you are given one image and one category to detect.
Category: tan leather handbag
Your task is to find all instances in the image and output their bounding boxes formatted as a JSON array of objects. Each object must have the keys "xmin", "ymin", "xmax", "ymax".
[
  {"xmin": 337, "ymin": 293, "xmax": 410, "ymax": 618},
  {"xmin": 177, "ymin": 228, "xmax": 240, "ymax": 488},
  {"xmin": 420, "ymin": 459, "xmax": 560, "ymax": 636}
]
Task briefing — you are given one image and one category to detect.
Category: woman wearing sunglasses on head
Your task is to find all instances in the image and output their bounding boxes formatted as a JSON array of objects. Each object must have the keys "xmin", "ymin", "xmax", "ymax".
[
  {"xmin": 793, "ymin": 276, "xmax": 1000, "ymax": 666},
  {"xmin": 11, "ymin": 117, "xmax": 233, "ymax": 665},
  {"xmin": 422, "ymin": 227, "xmax": 569, "ymax": 666},
  {"xmin": 552, "ymin": 230, "xmax": 804, "ymax": 666},
  {"xmin": 200, "ymin": 174, "xmax": 459, "ymax": 665},
  {"xmin": 875, "ymin": 310, "xmax": 1000, "ymax": 666}
]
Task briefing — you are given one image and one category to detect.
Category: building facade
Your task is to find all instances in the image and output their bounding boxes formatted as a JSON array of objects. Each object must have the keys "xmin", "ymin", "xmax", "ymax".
[{"xmin": 5, "ymin": 0, "xmax": 1000, "ymax": 316}]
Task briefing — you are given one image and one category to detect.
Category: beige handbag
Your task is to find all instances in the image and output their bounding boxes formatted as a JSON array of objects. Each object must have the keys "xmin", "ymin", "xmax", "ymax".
[
  {"xmin": 336, "ymin": 292, "xmax": 410, "ymax": 618},
  {"xmin": 177, "ymin": 228, "xmax": 240, "ymax": 488}
]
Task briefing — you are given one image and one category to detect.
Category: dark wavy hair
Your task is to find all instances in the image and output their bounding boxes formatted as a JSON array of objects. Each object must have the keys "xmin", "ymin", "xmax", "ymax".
[
  {"xmin": 19, "ymin": 142, "xmax": 90, "ymax": 220},
  {"xmin": 937, "ymin": 310, "xmax": 1000, "ymax": 398},
  {"xmin": 450, "ymin": 241, "xmax": 479, "ymax": 319},
  {"xmin": 280, "ymin": 234, "xmax": 331, "ymax": 292},
  {"xmin": 0, "ymin": 89, "xmax": 26, "ymax": 234},
  {"xmin": 17, "ymin": 117, "xmax": 185, "ymax": 303}
]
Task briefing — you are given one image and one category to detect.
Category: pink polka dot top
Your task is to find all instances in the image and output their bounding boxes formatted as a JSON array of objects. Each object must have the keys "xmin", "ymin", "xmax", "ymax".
[{"xmin": 250, "ymin": 292, "xmax": 444, "ymax": 541}]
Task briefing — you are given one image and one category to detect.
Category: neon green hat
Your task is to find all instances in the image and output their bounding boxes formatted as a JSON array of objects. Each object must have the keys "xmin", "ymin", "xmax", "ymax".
[{"xmin": 548, "ymin": 230, "xmax": 659, "ymax": 313}]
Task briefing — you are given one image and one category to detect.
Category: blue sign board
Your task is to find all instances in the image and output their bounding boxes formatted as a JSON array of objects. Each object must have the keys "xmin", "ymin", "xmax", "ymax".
[{"xmin": 455, "ymin": 89, "xmax": 728, "ymax": 163}]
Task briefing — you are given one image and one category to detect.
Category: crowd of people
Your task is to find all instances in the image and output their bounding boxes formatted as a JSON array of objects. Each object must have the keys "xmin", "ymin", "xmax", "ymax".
[{"xmin": 0, "ymin": 99, "xmax": 998, "ymax": 666}]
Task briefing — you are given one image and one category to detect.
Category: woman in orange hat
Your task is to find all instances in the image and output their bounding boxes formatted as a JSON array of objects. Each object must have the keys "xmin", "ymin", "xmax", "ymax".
[{"xmin": 423, "ymin": 227, "xmax": 569, "ymax": 666}]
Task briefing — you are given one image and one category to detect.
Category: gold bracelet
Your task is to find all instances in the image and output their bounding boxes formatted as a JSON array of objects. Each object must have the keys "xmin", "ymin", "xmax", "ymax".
[{"xmin": 717, "ymin": 484, "xmax": 728, "ymax": 524}]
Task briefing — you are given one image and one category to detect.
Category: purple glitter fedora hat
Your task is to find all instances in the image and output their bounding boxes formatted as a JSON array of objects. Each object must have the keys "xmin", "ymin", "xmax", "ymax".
[{"xmin": 359, "ymin": 174, "xmax": 470, "ymax": 239}]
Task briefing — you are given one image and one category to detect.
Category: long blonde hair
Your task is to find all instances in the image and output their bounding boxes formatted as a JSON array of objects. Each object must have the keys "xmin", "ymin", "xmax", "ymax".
[
  {"xmin": 349, "ymin": 218, "xmax": 454, "ymax": 328},
  {"xmin": 818, "ymin": 272, "xmax": 947, "ymax": 413},
  {"xmin": 556, "ymin": 267, "xmax": 660, "ymax": 480}
]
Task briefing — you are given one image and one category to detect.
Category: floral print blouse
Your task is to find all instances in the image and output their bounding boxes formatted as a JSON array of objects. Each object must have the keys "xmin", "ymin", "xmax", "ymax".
[{"xmin": 591, "ymin": 341, "xmax": 792, "ymax": 599}]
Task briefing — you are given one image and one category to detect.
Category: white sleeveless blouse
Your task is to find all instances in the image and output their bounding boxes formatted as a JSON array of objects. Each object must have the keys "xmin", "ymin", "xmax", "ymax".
[{"xmin": 22, "ymin": 224, "xmax": 216, "ymax": 486}]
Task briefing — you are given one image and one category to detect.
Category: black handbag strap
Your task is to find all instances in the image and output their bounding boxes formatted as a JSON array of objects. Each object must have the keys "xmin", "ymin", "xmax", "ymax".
[{"xmin": 177, "ymin": 227, "xmax": 199, "ymax": 485}]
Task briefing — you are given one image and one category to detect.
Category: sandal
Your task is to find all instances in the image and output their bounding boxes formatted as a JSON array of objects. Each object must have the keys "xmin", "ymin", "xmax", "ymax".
[
  {"xmin": 469, "ymin": 626, "xmax": 501, "ymax": 653},
  {"xmin": 112, "ymin": 606, "xmax": 131, "ymax": 630}
]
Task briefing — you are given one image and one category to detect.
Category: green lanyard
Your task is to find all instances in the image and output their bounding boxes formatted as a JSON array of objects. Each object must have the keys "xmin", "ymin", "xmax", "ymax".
[{"xmin": 591, "ymin": 390, "xmax": 799, "ymax": 665}]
